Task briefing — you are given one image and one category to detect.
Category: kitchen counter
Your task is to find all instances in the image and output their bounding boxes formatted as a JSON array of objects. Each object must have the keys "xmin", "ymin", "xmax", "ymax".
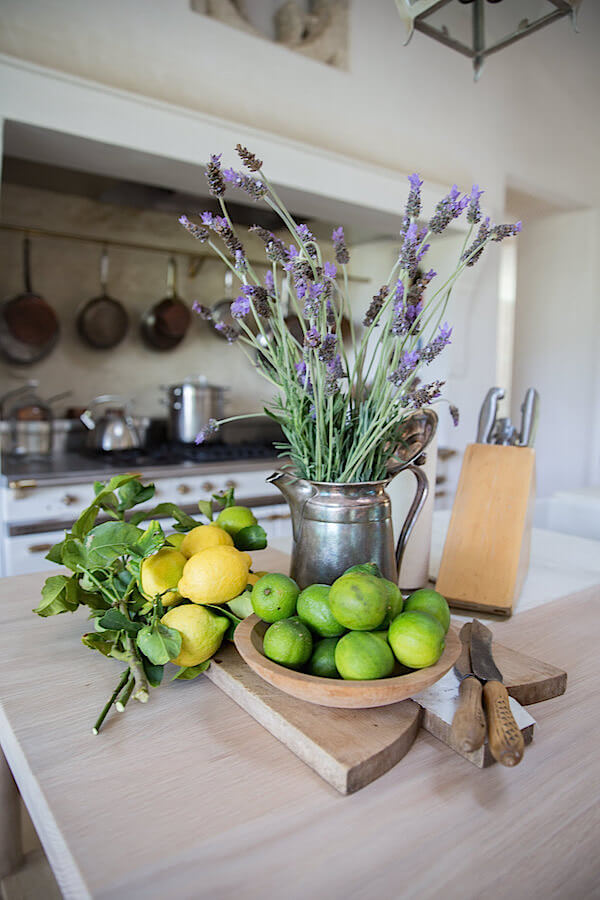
[{"xmin": 0, "ymin": 543, "xmax": 599, "ymax": 899}]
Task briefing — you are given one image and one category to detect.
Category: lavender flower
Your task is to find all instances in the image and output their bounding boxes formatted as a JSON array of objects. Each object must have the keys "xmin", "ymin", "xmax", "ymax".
[
  {"xmin": 467, "ymin": 185, "xmax": 484, "ymax": 225},
  {"xmin": 242, "ymin": 284, "xmax": 271, "ymax": 317},
  {"xmin": 406, "ymin": 173, "xmax": 423, "ymax": 219},
  {"xmin": 304, "ymin": 326, "xmax": 321, "ymax": 349},
  {"xmin": 332, "ymin": 226, "xmax": 350, "ymax": 265},
  {"xmin": 192, "ymin": 301, "xmax": 213, "ymax": 321},
  {"xmin": 295, "ymin": 360, "xmax": 313, "ymax": 395},
  {"xmin": 200, "ymin": 211, "xmax": 214, "ymax": 227},
  {"xmin": 249, "ymin": 225, "xmax": 287, "ymax": 263},
  {"xmin": 491, "ymin": 221, "xmax": 523, "ymax": 241},
  {"xmin": 449, "ymin": 404, "xmax": 460, "ymax": 427},
  {"xmin": 388, "ymin": 350, "xmax": 420, "ymax": 387},
  {"xmin": 318, "ymin": 333, "xmax": 337, "ymax": 363},
  {"xmin": 326, "ymin": 299, "xmax": 336, "ymax": 329},
  {"xmin": 399, "ymin": 221, "xmax": 419, "ymax": 277},
  {"xmin": 178, "ymin": 215, "xmax": 209, "ymax": 242},
  {"xmin": 406, "ymin": 380, "xmax": 446, "ymax": 409},
  {"xmin": 324, "ymin": 261, "xmax": 337, "ymax": 279},
  {"xmin": 297, "ymin": 224, "xmax": 314, "ymax": 242},
  {"xmin": 303, "ymin": 282, "xmax": 323, "ymax": 319},
  {"xmin": 206, "ymin": 153, "xmax": 225, "ymax": 198},
  {"xmin": 235, "ymin": 143, "xmax": 263, "ymax": 172},
  {"xmin": 214, "ymin": 321, "xmax": 239, "ymax": 342},
  {"xmin": 428, "ymin": 185, "xmax": 469, "ymax": 234},
  {"xmin": 230, "ymin": 295, "xmax": 251, "ymax": 318},
  {"xmin": 195, "ymin": 417, "xmax": 219, "ymax": 444},
  {"xmin": 222, "ymin": 167, "xmax": 267, "ymax": 201},
  {"xmin": 420, "ymin": 322, "xmax": 452, "ymax": 363},
  {"xmin": 212, "ymin": 217, "xmax": 245, "ymax": 261},
  {"xmin": 363, "ymin": 285, "xmax": 388, "ymax": 326},
  {"xmin": 264, "ymin": 270, "xmax": 275, "ymax": 292},
  {"xmin": 462, "ymin": 217, "xmax": 491, "ymax": 266},
  {"xmin": 327, "ymin": 354, "xmax": 345, "ymax": 380}
]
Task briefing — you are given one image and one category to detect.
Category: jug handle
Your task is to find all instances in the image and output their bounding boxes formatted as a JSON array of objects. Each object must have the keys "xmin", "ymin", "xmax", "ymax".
[{"xmin": 395, "ymin": 464, "xmax": 429, "ymax": 571}]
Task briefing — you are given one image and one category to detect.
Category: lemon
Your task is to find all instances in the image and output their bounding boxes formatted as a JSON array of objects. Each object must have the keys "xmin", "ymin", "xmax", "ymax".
[
  {"xmin": 251, "ymin": 573, "xmax": 300, "ymax": 623},
  {"xmin": 335, "ymin": 631, "xmax": 395, "ymax": 680},
  {"xmin": 166, "ymin": 532, "xmax": 185, "ymax": 550},
  {"xmin": 216, "ymin": 505, "xmax": 258, "ymax": 536},
  {"xmin": 403, "ymin": 589, "xmax": 450, "ymax": 633},
  {"xmin": 328, "ymin": 572, "xmax": 388, "ymax": 631},
  {"xmin": 388, "ymin": 610, "xmax": 445, "ymax": 669},
  {"xmin": 161, "ymin": 604, "xmax": 228, "ymax": 666},
  {"xmin": 177, "ymin": 545, "xmax": 250, "ymax": 605},
  {"xmin": 140, "ymin": 547, "xmax": 187, "ymax": 607},
  {"xmin": 180, "ymin": 524, "xmax": 233, "ymax": 558},
  {"xmin": 247, "ymin": 571, "xmax": 268, "ymax": 587},
  {"xmin": 262, "ymin": 617, "xmax": 313, "ymax": 669}
]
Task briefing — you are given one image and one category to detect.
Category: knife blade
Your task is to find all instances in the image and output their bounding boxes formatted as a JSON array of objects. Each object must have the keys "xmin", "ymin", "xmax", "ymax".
[
  {"xmin": 470, "ymin": 619, "xmax": 525, "ymax": 766},
  {"xmin": 450, "ymin": 622, "xmax": 486, "ymax": 753},
  {"xmin": 476, "ymin": 387, "xmax": 504, "ymax": 443}
]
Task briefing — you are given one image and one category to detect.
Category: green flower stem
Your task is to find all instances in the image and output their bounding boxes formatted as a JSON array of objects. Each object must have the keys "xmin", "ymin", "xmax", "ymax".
[
  {"xmin": 115, "ymin": 675, "xmax": 135, "ymax": 713},
  {"xmin": 92, "ymin": 668, "xmax": 129, "ymax": 735},
  {"xmin": 118, "ymin": 602, "xmax": 148, "ymax": 703}
]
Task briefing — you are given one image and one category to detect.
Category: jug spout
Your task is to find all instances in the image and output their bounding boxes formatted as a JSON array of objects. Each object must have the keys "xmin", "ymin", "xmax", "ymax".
[{"xmin": 267, "ymin": 471, "xmax": 314, "ymax": 542}]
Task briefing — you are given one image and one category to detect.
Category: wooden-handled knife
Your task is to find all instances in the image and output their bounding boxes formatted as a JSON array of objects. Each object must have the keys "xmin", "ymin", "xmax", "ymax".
[
  {"xmin": 470, "ymin": 619, "xmax": 525, "ymax": 766},
  {"xmin": 451, "ymin": 622, "xmax": 486, "ymax": 753}
]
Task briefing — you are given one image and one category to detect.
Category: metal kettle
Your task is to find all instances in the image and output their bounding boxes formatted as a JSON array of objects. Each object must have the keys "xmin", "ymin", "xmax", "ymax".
[{"xmin": 80, "ymin": 395, "xmax": 141, "ymax": 451}]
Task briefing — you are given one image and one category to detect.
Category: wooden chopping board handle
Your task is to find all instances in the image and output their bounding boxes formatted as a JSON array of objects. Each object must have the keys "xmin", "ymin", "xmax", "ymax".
[
  {"xmin": 451, "ymin": 676, "xmax": 486, "ymax": 753},
  {"xmin": 483, "ymin": 681, "xmax": 525, "ymax": 767}
]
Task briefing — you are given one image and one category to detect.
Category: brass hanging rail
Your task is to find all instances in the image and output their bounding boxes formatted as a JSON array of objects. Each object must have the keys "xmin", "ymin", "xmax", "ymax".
[{"xmin": 0, "ymin": 222, "xmax": 370, "ymax": 284}]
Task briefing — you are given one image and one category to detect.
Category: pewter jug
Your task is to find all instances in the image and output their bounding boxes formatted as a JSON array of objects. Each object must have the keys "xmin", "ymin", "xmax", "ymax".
[{"xmin": 267, "ymin": 466, "xmax": 428, "ymax": 588}]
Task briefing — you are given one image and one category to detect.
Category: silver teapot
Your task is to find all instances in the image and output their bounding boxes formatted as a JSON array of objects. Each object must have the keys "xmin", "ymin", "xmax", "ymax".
[{"xmin": 80, "ymin": 395, "xmax": 141, "ymax": 452}]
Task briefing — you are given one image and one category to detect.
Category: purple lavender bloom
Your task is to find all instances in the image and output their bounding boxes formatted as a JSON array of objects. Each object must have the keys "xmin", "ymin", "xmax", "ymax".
[
  {"xmin": 428, "ymin": 185, "xmax": 469, "ymax": 234},
  {"xmin": 195, "ymin": 417, "xmax": 219, "ymax": 444},
  {"xmin": 332, "ymin": 226, "xmax": 350, "ymax": 265},
  {"xmin": 387, "ymin": 350, "xmax": 420, "ymax": 387},
  {"xmin": 230, "ymin": 295, "xmax": 251, "ymax": 318},
  {"xmin": 326, "ymin": 299, "xmax": 336, "ymax": 329},
  {"xmin": 295, "ymin": 360, "xmax": 313, "ymax": 395},
  {"xmin": 264, "ymin": 270, "xmax": 274, "ymax": 292},
  {"xmin": 214, "ymin": 321, "xmax": 239, "ymax": 342},
  {"xmin": 303, "ymin": 281, "xmax": 324, "ymax": 318},
  {"xmin": 178, "ymin": 215, "xmax": 209, "ymax": 243},
  {"xmin": 288, "ymin": 244, "xmax": 299, "ymax": 259},
  {"xmin": 462, "ymin": 217, "xmax": 491, "ymax": 266},
  {"xmin": 327, "ymin": 354, "xmax": 345, "ymax": 380},
  {"xmin": 235, "ymin": 248, "xmax": 247, "ymax": 270},
  {"xmin": 304, "ymin": 326, "xmax": 321, "ymax": 349},
  {"xmin": 491, "ymin": 221, "xmax": 522, "ymax": 241},
  {"xmin": 296, "ymin": 224, "xmax": 314, "ymax": 242},
  {"xmin": 406, "ymin": 173, "xmax": 424, "ymax": 219},
  {"xmin": 394, "ymin": 280, "xmax": 405, "ymax": 302},
  {"xmin": 467, "ymin": 185, "xmax": 484, "ymax": 224},
  {"xmin": 420, "ymin": 322, "xmax": 453, "ymax": 364},
  {"xmin": 295, "ymin": 279, "xmax": 307, "ymax": 301},
  {"xmin": 201, "ymin": 212, "xmax": 214, "ymax": 228},
  {"xmin": 400, "ymin": 221, "xmax": 419, "ymax": 276},
  {"xmin": 449, "ymin": 404, "xmax": 460, "ymax": 427},
  {"xmin": 223, "ymin": 167, "xmax": 238, "ymax": 183},
  {"xmin": 318, "ymin": 333, "xmax": 337, "ymax": 363},
  {"xmin": 192, "ymin": 301, "xmax": 213, "ymax": 321},
  {"xmin": 324, "ymin": 261, "xmax": 337, "ymax": 279},
  {"xmin": 363, "ymin": 285, "xmax": 388, "ymax": 327},
  {"xmin": 406, "ymin": 380, "xmax": 445, "ymax": 409},
  {"xmin": 206, "ymin": 154, "xmax": 225, "ymax": 198}
]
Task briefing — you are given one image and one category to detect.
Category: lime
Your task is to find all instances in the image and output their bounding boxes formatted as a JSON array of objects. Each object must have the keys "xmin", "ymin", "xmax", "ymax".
[
  {"xmin": 308, "ymin": 637, "xmax": 340, "ymax": 678},
  {"xmin": 375, "ymin": 578, "xmax": 404, "ymax": 630},
  {"xmin": 161, "ymin": 604, "xmax": 228, "ymax": 667},
  {"xmin": 216, "ymin": 505, "xmax": 258, "ymax": 536},
  {"xmin": 262, "ymin": 617, "xmax": 313, "ymax": 669},
  {"xmin": 328, "ymin": 572, "xmax": 388, "ymax": 631},
  {"xmin": 227, "ymin": 589, "xmax": 254, "ymax": 619},
  {"xmin": 403, "ymin": 589, "xmax": 450, "ymax": 633},
  {"xmin": 181, "ymin": 524, "xmax": 233, "ymax": 558},
  {"xmin": 388, "ymin": 610, "xmax": 445, "ymax": 668},
  {"xmin": 334, "ymin": 631, "xmax": 395, "ymax": 680},
  {"xmin": 296, "ymin": 584, "xmax": 346, "ymax": 638},
  {"xmin": 140, "ymin": 547, "xmax": 187, "ymax": 607},
  {"xmin": 251, "ymin": 573, "xmax": 300, "ymax": 623},
  {"xmin": 344, "ymin": 562, "xmax": 383, "ymax": 578}
]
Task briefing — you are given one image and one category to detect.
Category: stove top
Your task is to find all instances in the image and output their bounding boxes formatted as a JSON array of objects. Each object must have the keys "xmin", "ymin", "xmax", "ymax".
[{"xmin": 92, "ymin": 440, "xmax": 280, "ymax": 467}]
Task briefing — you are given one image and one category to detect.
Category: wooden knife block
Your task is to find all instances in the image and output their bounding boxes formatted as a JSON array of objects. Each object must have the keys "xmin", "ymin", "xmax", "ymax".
[{"xmin": 435, "ymin": 444, "xmax": 535, "ymax": 617}]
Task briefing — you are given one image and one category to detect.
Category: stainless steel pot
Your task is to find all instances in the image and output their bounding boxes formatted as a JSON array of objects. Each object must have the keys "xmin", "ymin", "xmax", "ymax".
[
  {"xmin": 80, "ymin": 395, "xmax": 141, "ymax": 451},
  {"xmin": 162, "ymin": 376, "xmax": 227, "ymax": 444}
]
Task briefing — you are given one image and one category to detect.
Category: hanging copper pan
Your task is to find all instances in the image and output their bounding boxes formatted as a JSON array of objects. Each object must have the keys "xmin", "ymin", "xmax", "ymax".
[
  {"xmin": 77, "ymin": 247, "xmax": 129, "ymax": 350},
  {"xmin": 140, "ymin": 257, "xmax": 191, "ymax": 351}
]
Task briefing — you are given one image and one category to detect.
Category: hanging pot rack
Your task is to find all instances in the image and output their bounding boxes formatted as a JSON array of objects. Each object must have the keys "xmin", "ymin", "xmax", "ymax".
[{"xmin": 0, "ymin": 222, "xmax": 370, "ymax": 284}]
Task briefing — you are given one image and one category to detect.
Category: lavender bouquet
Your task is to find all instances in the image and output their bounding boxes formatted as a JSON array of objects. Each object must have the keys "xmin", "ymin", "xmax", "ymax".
[{"xmin": 179, "ymin": 145, "xmax": 520, "ymax": 484}]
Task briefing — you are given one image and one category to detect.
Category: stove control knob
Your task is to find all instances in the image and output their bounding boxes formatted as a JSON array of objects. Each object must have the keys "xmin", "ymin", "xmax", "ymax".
[
  {"xmin": 201, "ymin": 481, "xmax": 214, "ymax": 492},
  {"xmin": 177, "ymin": 483, "xmax": 191, "ymax": 495},
  {"xmin": 225, "ymin": 479, "xmax": 237, "ymax": 489},
  {"xmin": 61, "ymin": 494, "xmax": 78, "ymax": 506}
]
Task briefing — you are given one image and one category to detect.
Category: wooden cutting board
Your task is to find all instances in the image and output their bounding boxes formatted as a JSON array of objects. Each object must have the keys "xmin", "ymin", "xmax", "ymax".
[{"xmin": 205, "ymin": 635, "xmax": 566, "ymax": 793}]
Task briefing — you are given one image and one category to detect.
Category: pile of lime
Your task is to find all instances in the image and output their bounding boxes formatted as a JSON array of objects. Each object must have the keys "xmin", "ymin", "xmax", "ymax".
[{"xmin": 251, "ymin": 564, "xmax": 450, "ymax": 680}]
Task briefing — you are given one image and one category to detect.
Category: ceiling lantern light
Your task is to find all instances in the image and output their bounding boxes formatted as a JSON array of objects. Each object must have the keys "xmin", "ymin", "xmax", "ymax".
[{"xmin": 395, "ymin": 0, "xmax": 583, "ymax": 80}]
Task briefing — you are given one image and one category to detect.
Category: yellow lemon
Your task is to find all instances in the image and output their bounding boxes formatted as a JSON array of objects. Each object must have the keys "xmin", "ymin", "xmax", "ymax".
[
  {"xmin": 161, "ymin": 604, "xmax": 228, "ymax": 666},
  {"xmin": 180, "ymin": 524, "xmax": 233, "ymax": 558},
  {"xmin": 247, "ymin": 570, "xmax": 268, "ymax": 587},
  {"xmin": 140, "ymin": 547, "xmax": 187, "ymax": 607},
  {"xmin": 177, "ymin": 545, "xmax": 251, "ymax": 605}
]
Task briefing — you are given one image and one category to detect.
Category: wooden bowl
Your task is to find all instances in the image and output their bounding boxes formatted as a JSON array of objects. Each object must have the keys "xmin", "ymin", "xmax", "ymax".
[{"xmin": 234, "ymin": 615, "xmax": 461, "ymax": 709}]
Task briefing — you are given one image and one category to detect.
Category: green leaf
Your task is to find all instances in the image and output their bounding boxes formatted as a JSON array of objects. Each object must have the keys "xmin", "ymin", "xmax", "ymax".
[
  {"xmin": 141, "ymin": 657, "xmax": 164, "ymax": 687},
  {"xmin": 132, "ymin": 520, "xmax": 165, "ymax": 558},
  {"xmin": 45, "ymin": 537, "xmax": 67, "ymax": 564},
  {"xmin": 213, "ymin": 487, "xmax": 235, "ymax": 510},
  {"xmin": 136, "ymin": 622, "xmax": 181, "ymax": 665},
  {"xmin": 83, "ymin": 521, "xmax": 144, "ymax": 568},
  {"xmin": 197, "ymin": 499, "xmax": 214, "ymax": 522},
  {"xmin": 34, "ymin": 574, "xmax": 79, "ymax": 617},
  {"xmin": 98, "ymin": 608, "xmax": 142, "ymax": 634},
  {"xmin": 117, "ymin": 480, "xmax": 155, "ymax": 512},
  {"xmin": 233, "ymin": 524, "xmax": 267, "ymax": 551},
  {"xmin": 61, "ymin": 539, "xmax": 90, "ymax": 573},
  {"xmin": 129, "ymin": 502, "xmax": 198, "ymax": 532},
  {"xmin": 71, "ymin": 504, "xmax": 99, "ymax": 539},
  {"xmin": 204, "ymin": 604, "xmax": 242, "ymax": 641},
  {"xmin": 82, "ymin": 632, "xmax": 117, "ymax": 657},
  {"xmin": 172, "ymin": 660, "xmax": 210, "ymax": 680}
]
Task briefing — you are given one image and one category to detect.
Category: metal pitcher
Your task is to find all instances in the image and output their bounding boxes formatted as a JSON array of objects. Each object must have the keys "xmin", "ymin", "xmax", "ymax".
[{"xmin": 267, "ymin": 410, "xmax": 437, "ymax": 588}]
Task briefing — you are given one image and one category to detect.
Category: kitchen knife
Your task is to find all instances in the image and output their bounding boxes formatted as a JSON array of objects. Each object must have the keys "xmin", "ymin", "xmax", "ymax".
[
  {"xmin": 450, "ymin": 622, "xmax": 486, "ymax": 753},
  {"xmin": 517, "ymin": 387, "xmax": 539, "ymax": 448},
  {"xmin": 476, "ymin": 387, "xmax": 504, "ymax": 443},
  {"xmin": 470, "ymin": 619, "xmax": 525, "ymax": 766}
]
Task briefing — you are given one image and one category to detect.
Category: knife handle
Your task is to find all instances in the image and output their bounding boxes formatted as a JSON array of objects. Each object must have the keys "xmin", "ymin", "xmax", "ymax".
[
  {"xmin": 483, "ymin": 681, "xmax": 525, "ymax": 767},
  {"xmin": 451, "ymin": 676, "xmax": 486, "ymax": 753}
]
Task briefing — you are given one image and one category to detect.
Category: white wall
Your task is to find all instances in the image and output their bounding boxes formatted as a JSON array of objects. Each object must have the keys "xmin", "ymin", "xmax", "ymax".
[{"xmin": 512, "ymin": 209, "xmax": 600, "ymax": 497}]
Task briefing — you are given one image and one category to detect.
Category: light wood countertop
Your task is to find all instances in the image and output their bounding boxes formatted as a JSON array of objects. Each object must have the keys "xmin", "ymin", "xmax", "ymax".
[{"xmin": 0, "ymin": 546, "xmax": 598, "ymax": 899}]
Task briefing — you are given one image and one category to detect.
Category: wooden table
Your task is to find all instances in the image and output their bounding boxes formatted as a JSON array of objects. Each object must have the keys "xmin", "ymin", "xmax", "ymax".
[{"xmin": 0, "ymin": 547, "xmax": 599, "ymax": 899}]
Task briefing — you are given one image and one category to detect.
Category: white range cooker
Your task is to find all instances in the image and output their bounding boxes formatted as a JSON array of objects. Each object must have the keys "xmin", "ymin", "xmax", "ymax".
[{"xmin": 0, "ymin": 451, "xmax": 291, "ymax": 577}]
